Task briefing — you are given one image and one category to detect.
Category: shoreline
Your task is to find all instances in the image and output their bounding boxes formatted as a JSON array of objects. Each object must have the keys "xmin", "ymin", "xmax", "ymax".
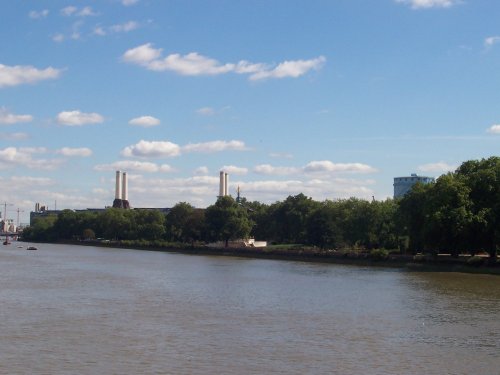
[{"xmin": 25, "ymin": 240, "xmax": 500, "ymax": 275}]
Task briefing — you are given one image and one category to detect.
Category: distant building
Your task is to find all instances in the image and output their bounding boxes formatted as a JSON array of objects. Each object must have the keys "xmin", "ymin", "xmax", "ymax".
[{"xmin": 393, "ymin": 173, "xmax": 434, "ymax": 199}]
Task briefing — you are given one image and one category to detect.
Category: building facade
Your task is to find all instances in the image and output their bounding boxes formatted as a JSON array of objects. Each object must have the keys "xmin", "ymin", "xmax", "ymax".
[{"xmin": 393, "ymin": 173, "xmax": 435, "ymax": 199}]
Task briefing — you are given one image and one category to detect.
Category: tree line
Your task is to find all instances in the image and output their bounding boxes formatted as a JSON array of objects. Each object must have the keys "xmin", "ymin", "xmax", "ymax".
[{"xmin": 22, "ymin": 157, "xmax": 500, "ymax": 262}]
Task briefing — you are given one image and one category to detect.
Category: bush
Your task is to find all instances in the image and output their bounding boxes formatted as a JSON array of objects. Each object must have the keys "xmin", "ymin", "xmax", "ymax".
[{"xmin": 370, "ymin": 248, "xmax": 389, "ymax": 261}]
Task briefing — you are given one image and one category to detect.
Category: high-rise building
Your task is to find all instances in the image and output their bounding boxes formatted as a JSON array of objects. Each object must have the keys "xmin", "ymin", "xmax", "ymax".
[{"xmin": 393, "ymin": 173, "xmax": 434, "ymax": 199}]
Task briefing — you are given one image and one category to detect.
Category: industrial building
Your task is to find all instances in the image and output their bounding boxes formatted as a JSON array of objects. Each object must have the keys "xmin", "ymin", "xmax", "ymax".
[{"xmin": 393, "ymin": 173, "xmax": 435, "ymax": 199}]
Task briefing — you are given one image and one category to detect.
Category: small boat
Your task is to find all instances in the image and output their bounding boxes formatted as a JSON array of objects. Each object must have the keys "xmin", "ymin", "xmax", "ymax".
[
  {"xmin": 17, "ymin": 246, "xmax": 23, "ymax": 249},
  {"xmin": 26, "ymin": 246, "xmax": 37, "ymax": 251}
]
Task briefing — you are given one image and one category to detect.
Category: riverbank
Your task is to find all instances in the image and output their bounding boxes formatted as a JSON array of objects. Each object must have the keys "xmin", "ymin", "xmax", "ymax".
[{"xmin": 23, "ymin": 239, "xmax": 500, "ymax": 275}]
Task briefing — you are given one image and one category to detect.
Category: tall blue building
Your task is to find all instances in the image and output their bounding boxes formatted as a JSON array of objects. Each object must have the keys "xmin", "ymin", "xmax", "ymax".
[{"xmin": 393, "ymin": 173, "xmax": 434, "ymax": 199}]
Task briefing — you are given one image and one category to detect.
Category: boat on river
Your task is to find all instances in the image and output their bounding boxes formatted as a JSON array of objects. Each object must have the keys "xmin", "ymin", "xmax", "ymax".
[{"xmin": 26, "ymin": 246, "xmax": 37, "ymax": 251}]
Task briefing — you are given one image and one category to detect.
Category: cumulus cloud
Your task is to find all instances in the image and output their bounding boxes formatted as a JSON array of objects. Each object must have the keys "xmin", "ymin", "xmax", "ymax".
[
  {"xmin": 0, "ymin": 132, "xmax": 29, "ymax": 140},
  {"xmin": 253, "ymin": 164, "xmax": 299, "ymax": 175},
  {"xmin": 196, "ymin": 107, "xmax": 216, "ymax": 116},
  {"xmin": 254, "ymin": 161, "xmax": 377, "ymax": 176},
  {"xmin": 29, "ymin": 9, "xmax": 49, "ymax": 19},
  {"xmin": 182, "ymin": 140, "xmax": 248, "ymax": 153},
  {"xmin": 94, "ymin": 160, "xmax": 174, "ymax": 173},
  {"xmin": 0, "ymin": 64, "xmax": 61, "ymax": 88},
  {"xmin": 61, "ymin": 6, "xmax": 97, "ymax": 17},
  {"xmin": 110, "ymin": 21, "xmax": 139, "ymax": 33},
  {"xmin": 303, "ymin": 161, "xmax": 377, "ymax": 174},
  {"xmin": 56, "ymin": 147, "xmax": 93, "ymax": 157},
  {"xmin": 121, "ymin": 140, "xmax": 181, "ymax": 158},
  {"xmin": 485, "ymin": 36, "xmax": 500, "ymax": 48},
  {"xmin": 129, "ymin": 115, "xmax": 160, "ymax": 127},
  {"xmin": 0, "ymin": 108, "xmax": 33, "ymax": 124},
  {"xmin": 122, "ymin": 0, "xmax": 139, "ymax": 5},
  {"xmin": 487, "ymin": 124, "xmax": 500, "ymax": 134},
  {"xmin": 194, "ymin": 166, "xmax": 209, "ymax": 175},
  {"xmin": 0, "ymin": 147, "xmax": 63, "ymax": 170},
  {"xmin": 395, "ymin": 0, "xmax": 459, "ymax": 9},
  {"xmin": 221, "ymin": 165, "xmax": 248, "ymax": 175},
  {"xmin": 95, "ymin": 21, "xmax": 140, "ymax": 36},
  {"xmin": 122, "ymin": 43, "xmax": 325, "ymax": 80},
  {"xmin": 56, "ymin": 110, "xmax": 104, "ymax": 126},
  {"xmin": 121, "ymin": 139, "xmax": 248, "ymax": 158},
  {"xmin": 418, "ymin": 161, "xmax": 456, "ymax": 173},
  {"xmin": 249, "ymin": 56, "xmax": 326, "ymax": 81}
]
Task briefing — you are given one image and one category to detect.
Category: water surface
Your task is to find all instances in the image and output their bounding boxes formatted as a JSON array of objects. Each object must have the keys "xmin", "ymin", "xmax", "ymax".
[{"xmin": 0, "ymin": 243, "xmax": 498, "ymax": 374}]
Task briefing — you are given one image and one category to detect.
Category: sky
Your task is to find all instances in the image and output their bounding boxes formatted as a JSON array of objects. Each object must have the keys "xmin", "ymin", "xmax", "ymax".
[{"xmin": 1, "ymin": 0, "xmax": 500, "ymax": 224}]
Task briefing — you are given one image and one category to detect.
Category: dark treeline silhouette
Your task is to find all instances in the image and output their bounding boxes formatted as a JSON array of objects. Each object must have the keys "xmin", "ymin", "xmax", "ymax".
[{"xmin": 22, "ymin": 157, "xmax": 500, "ymax": 263}]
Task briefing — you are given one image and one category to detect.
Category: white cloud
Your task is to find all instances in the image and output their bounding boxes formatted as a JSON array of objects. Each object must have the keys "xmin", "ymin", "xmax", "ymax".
[
  {"xmin": 0, "ymin": 108, "xmax": 33, "ymax": 124},
  {"xmin": 93, "ymin": 26, "xmax": 106, "ymax": 36},
  {"xmin": 148, "ymin": 52, "xmax": 235, "ymax": 75},
  {"xmin": 418, "ymin": 161, "xmax": 456, "ymax": 173},
  {"xmin": 56, "ymin": 147, "xmax": 93, "ymax": 157},
  {"xmin": 61, "ymin": 6, "xmax": 78, "ymax": 16},
  {"xmin": 269, "ymin": 152, "xmax": 293, "ymax": 159},
  {"xmin": 53, "ymin": 34, "xmax": 65, "ymax": 42},
  {"xmin": 485, "ymin": 36, "xmax": 500, "ymax": 48},
  {"xmin": 78, "ymin": 6, "xmax": 97, "ymax": 16},
  {"xmin": 253, "ymin": 161, "xmax": 377, "ymax": 176},
  {"xmin": 110, "ymin": 21, "xmax": 139, "ymax": 33},
  {"xmin": 253, "ymin": 164, "xmax": 299, "ymax": 176},
  {"xmin": 94, "ymin": 160, "xmax": 174, "ymax": 173},
  {"xmin": 0, "ymin": 64, "xmax": 61, "ymax": 88},
  {"xmin": 182, "ymin": 140, "xmax": 248, "ymax": 153},
  {"xmin": 122, "ymin": 43, "xmax": 326, "ymax": 80},
  {"xmin": 122, "ymin": 43, "xmax": 162, "ymax": 65},
  {"xmin": 0, "ymin": 147, "xmax": 63, "ymax": 170},
  {"xmin": 303, "ymin": 161, "xmax": 377, "ymax": 174},
  {"xmin": 249, "ymin": 56, "xmax": 326, "ymax": 81},
  {"xmin": 56, "ymin": 110, "xmax": 104, "ymax": 126},
  {"xmin": 29, "ymin": 9, "xmax": 49, "ymax": 19},
  {"xmin": 122, "ymin": 0, "xmax": 139, "ymax": 6},
  {"xmin": 395, "ymin": 0, "xmax": 459, "ymax": 9},
  {"xmin": 129, "ymin": 115, "xmax": 160, "ymax": 127},
  {"xmin": 61, "ymin": 6, "xmax": 97, "ymax": 17},
  {"xmin": 221, "ymin": 165, "xmax": 248, "ymax": 175},
  {"xmin": 194, "ymin": 166, "xmax": 209, "ymax": 175},
  {"xmin": 121, "ymin": 140, "xmax": 181, "ymax": 158},
  {"xmin": 487, "ymin": 124, "xmax": 500, "ymax": 134},
  {"xmin": 0, "ymin": 132, "xmax": 29, "ymax": 140},
  {"xmin": 196, "ymin": 107, "xmax": 216, "ymax": 116}
]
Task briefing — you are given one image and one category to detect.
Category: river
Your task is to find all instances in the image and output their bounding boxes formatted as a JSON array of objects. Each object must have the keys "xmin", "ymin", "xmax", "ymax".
[{"xmin": 0, "ymin": 243, "xmax": 498, "ymax": 374}]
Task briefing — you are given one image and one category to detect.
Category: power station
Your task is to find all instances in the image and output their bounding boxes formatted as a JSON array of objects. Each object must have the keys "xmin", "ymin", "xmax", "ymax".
[{"xmin": 112, "ymin": 171, "xmax": 130, "ymax": 209}]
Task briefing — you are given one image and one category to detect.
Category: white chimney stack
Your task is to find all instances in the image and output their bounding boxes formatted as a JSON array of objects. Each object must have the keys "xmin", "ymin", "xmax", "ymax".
[
  {"xmin": 219, "ymin": 171, "xmax": 225, "ymax": 197},
  {"xmin": 224, "ymin": 173, "xmax": 228, "ymax": 196},
  {"xmin": 122, "ymin": 172, "xmax": 128, "ymax": 201},
  {"xmin": 115, "ymin": 171, "xmax": 122, "ymax": 199}
]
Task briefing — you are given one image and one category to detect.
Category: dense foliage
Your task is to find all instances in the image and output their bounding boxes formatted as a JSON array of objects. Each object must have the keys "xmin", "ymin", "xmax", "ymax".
[{"xmin": 22, "ymin": 157, "xmax": 500, "ymax": 262}]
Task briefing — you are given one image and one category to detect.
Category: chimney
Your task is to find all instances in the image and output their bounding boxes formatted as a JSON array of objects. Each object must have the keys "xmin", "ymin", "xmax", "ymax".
[
  {"xmin": 115, "ymin": 171, "xmax": 122, "ymax": 200},
  {"xmin": 219, "ymin": 171, "xmax": 225, "ymax": 197},
  {"xmin": 122, "ymin": 172, "xmax": 128, "ymax": 201},
  {"xmin": 224, "ymin": 173, "xmax": 228, "ymax": 196}
]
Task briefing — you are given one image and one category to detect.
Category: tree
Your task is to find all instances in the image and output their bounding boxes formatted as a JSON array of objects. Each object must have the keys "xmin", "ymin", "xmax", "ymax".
[
  {"xmin": 456, "ymin": 157, "xmax": 500, "ymax": 263},
  {"xmin": 165, "ymin": 202, "xmax": 195, "ymax": 242},
  {"xmin": 271, "ymin": 193, "xmax": 320, "ymax": 244},
  {"xmin": 205, "ymin": 196, "xmax": 252, "ymax": 246},
  {"xmin": 307, "ymin": 200, "xmax": 344, "ymax": 249}
]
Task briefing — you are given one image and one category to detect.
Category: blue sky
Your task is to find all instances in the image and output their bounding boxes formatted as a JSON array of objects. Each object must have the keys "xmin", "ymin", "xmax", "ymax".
[{"xmin": 1, "ymin": 0, "xmax": 500, "ymax": 224}]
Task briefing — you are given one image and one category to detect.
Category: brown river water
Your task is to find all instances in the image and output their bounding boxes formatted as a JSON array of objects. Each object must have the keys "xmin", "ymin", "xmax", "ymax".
[{"xmin": 0, "ymin": 243, "xmax": 498, "ymax": 374}]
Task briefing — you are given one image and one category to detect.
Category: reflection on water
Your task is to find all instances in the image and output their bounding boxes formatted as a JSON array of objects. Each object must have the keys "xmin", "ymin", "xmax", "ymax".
[{"xmin": 0, "ymin": 244, "xmax": 498, "ymax": 374}]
